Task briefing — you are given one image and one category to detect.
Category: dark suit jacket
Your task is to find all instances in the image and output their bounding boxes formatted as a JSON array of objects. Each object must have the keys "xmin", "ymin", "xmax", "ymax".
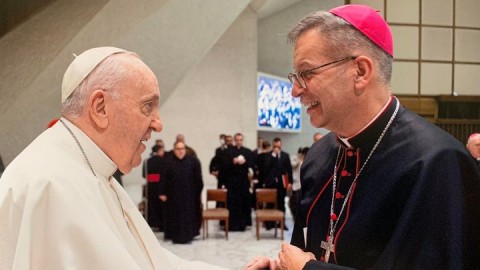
[{"xmin": 258, "ymin": 151, "xmax": 292, "ymax": 189}]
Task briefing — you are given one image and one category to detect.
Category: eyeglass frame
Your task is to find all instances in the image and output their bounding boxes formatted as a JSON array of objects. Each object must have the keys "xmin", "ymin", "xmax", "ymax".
[{"xmin": 288, "ymin": 56, "xmax": 358, "ymax": 89}]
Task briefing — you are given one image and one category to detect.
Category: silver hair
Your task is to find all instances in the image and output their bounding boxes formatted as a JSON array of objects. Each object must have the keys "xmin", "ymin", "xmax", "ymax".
[
  {"xmin": 61, "ymin": 51, "xmax": 139, "ymax": 118},
  {"xmin": 287, "ymin": 11, "xmax": 393, "ymax": 84}
]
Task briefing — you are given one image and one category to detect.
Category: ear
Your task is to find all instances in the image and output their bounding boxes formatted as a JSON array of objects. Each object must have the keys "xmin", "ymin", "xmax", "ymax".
[
  {"xmin": 88, "ymin": 90, "xmax": 109, "ymax": 129},
  {"xmin": 353, "ymin": 56, "xmax": 374, "ymax": 93}
]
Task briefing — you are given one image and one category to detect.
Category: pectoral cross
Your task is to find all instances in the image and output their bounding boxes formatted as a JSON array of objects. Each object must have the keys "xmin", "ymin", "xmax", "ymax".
[{"xmin": 320, "ymin": 236, "xmax": 335, "ymax": 263}]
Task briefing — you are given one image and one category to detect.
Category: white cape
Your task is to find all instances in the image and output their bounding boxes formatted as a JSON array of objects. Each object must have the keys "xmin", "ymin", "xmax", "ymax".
[{"xmin": 0, "ymin": 119, "xmax": 227, "ymax": 270}]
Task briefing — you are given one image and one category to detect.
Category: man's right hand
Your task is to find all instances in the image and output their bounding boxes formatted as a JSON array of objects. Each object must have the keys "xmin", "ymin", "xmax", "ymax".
[{"xmin": 242, "ymin": 256, "xmax": 278, "ymax": 270}]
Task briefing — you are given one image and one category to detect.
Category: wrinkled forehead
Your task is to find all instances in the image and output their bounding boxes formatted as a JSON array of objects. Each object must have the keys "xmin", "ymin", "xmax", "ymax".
[
  {"xmin": 472, "ymin": 137, "xmax": 480, "ymax": 144},
  {"xmin": 120, "ymin": 56, "xmax": 159, "ymax": 96},
  {"xmin": 468, "ymin": 134, "xmax": 480, "ymax": 144},
  {"xmin": 293, "ymin": 30, "xmax": 329, "ymax": 67}
]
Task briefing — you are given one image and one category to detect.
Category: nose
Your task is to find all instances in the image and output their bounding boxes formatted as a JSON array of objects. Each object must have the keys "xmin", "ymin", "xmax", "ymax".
[
  {"xmin": 151, "ymin": 110, "xmax": 163, "ymax": 132},
  {"xmin": 291, "ymin": 83, "xmax": 303, "ymax": 98}
]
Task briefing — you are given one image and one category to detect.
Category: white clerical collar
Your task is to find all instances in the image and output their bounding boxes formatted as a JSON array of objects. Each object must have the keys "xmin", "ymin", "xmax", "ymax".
[
  {"xmin": 338, "ymin": 137, "xmax": 353, "ymax": 148},
  {"xmin": 338, "ymin": 96, "xmax": 395, "ymax": 148},
  {"xmin": 59, "ymin": 118, "xmax": 117, "ymax": 178}
]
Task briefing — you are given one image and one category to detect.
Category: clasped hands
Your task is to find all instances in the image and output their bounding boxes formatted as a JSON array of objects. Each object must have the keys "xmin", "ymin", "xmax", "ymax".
[{"xmin": 242, "ymin": 243, "xmax": 315, "ymax": 270}]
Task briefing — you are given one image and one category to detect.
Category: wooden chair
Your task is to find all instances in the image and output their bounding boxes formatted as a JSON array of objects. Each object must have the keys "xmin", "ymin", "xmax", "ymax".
[
  {"xmin": 255, "ymin": 188, "xmax": 284, "ymax": 240},
  {"xmin": 202, "ymin": 189, "xmax": 229, "ymax": 240}
]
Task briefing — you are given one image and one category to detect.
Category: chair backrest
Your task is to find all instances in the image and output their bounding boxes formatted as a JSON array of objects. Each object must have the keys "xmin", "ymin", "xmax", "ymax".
[
  {"xmin": 256, "ymin": 188, "xmax": 277, "ymax": 209},
  {"xmin": 206, "ymin": 189, "xmax": 227, "ymax": 209}
]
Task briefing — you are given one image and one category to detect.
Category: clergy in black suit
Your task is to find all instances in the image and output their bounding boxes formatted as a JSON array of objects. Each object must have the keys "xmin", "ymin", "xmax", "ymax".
[
  {"xmin": 162, "ymin": 141, "xmax": 203, "ymax": 244},
  {"xmin": 224, "ymin": 133, "xmax": 253, "ymax": 231},
  {"xmin": 209, "ymin": 138, "xmax": 229, "ymax": 189},
  {"xmin": 272, "ymin": 138, "xmax": 293, "ymax": 212},
  {"xmin": 466, "ymin": 133, "xmax": 480, "ymax": 168},
  {"xmin": 142, "ymin": 145, "xmax": 166, "ymax": 231}
]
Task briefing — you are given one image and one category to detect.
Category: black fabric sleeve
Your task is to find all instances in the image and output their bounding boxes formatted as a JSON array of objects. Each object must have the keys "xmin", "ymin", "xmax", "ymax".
[{"xmin": 303, "ymin": 260, "xmax": 356, "ymax": 270}]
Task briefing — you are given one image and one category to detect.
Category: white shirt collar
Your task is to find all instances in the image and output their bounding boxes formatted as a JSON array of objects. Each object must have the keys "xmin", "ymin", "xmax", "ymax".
[{"xmin": 60, "ymin": 118, "xmax": 117, "ymax": 179}]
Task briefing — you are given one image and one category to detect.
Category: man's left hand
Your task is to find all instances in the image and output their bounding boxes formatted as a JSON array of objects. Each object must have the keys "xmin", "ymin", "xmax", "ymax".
[{"xmin": 278, "ymin": 243, "xmax": 315, "ymax": 270}]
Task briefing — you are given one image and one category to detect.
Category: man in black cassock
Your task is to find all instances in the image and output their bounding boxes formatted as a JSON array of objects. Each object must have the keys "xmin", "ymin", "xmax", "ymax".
[
  {"xmin": 256, "ymin": 138, "xmax": 293, "ymax": 230},
  {"xmin": 142, "ymin": 145, "xmax": 166, "ymax": 231},
  {"xmin": 253, "ymin": 140, "xmax": 271, "ymax": 209},
  {"xmin": 466, "ymin": 133, "xmax": 480, "ymax": 168},
  {"xmin": 0, "ymin": 154, "xmax": 4, "ymax": 176},
  {"xmin": 254, "ymin": 141, "xmax": 271, "ymax": 188},
  {"xmin": 251, "ymin": 137, "xmax": 264, "ymax": 171},
  {"xmin": 162, "ymin": 141, "xmax": 203, "ymax": 244},
  {"xmin": 270, "ymin": 138, "xmax": 293, "ymax": 214},
  {"xmin": 209, "ymin": 134, "xmax": 229, "ymax": 189},
  {"xmin": 244, "ymin": 4, "xmax": 480, "ymax": 270},
  {"xmin": 225, "ymin": 132, "xmax": 253, "ymax": 231}
]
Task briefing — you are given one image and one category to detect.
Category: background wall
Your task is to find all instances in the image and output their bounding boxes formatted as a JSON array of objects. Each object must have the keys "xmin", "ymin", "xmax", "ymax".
[
  {"xmin": 136, "ymin": 7, "xmax": 259, "ymax": 187},
  {"xmin": 352, "ymin": 0, "xmax": 480, "ymax": 96}
]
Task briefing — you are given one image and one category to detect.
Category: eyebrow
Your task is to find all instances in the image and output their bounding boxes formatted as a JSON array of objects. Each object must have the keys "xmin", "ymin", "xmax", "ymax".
[
  {"xmin": 294, "ymin": 60, "xmax": 316, "ymax": 72},
  {"xmin": 139, "ymin": 93, "xmax": 160, "ymax": 103}
]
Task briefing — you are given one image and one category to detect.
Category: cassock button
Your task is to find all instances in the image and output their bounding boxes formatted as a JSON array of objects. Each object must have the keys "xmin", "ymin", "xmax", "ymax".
[
  {"xmin": 341, "ymin": 170, "xmax": 349, "ymax": 177},
  {"xmin": 330, "ymin": 213, "xmax": 338, "ymax": 221},
  {"xmin": 347, "ymin": 151, "xmax": 354, "ymax": 157},
  {"xmin": 335, "ymin": 192, "xmax": 344, "ymax": 199}
]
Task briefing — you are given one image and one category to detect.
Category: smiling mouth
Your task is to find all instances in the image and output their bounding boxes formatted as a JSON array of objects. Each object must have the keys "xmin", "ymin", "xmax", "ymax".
[{"xmin": 303, "ymin": 101, "xmax": 320, "ymax": 109}]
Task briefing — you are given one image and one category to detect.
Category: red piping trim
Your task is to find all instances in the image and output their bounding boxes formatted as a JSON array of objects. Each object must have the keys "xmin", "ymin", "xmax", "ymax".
[
  {"xmin": 306, "ymin": 153, "xmax": 344, "ymax": 225},
  {"xmin": 333, "ymin": 148, "xmax": 361, "ymax": 263}
]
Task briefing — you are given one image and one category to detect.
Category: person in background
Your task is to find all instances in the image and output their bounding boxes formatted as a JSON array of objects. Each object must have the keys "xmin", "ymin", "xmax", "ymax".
[
  {"xmin": 224, "ymin": 134, "xmax": 234, "ymax": 147},
  {"xmin": 225, "ymin": 132, "xmax": 253, "ymax": 231},
  {"xmin": 0, "ymin": 47, "xmax": 226, "ymax": 269},
  {"xmin": 255, "ymin": 140, "xmax": 272, "ymax": 187},
  {"xmin": 210, "ymin": 133, "xmax": 228, "ymax": 189},
  {"xmin": 245, "ymin": 4, "xmax": 479, "ymax": 270},
  {"xmin": 0, "ymin": 154, "xmax": 4, "ymax": 177},
  {"xmin": 262, "ymin": 137, "xmax": 293, "ymax": 230},
  {"xmin": 209, "ymin": 133, "xmax": 229, "ymax": 226},
  {"xmin": 253, "ymin": 140, "xmax": 272, "ymax": 209},
  {"xmin": 142, "ymin": 144, "xmax": 166, "ymax": 232},
  {"xmin": 289, "ymin": 146, "xmax": 309, "ymax": 221},
  {"xmin": 466, "ymin": 133, "xmax": 480, "ymax": 167},
  {"xmin": 217, "ymin": 134, "xmax": 227, "ymax": 152},
  {"xmin": 162, "ymin": 141, "xmax": 203, "ymax": 244},
  {"xmin": 155, "ymin": 139, "xmax": 164, "ymax": 146},
  {"xmin": 47, "ymin": 118, "xmax": 59, "ymax": 128},
  {"xmin": 251, "ymin": 136, "xmax": 265, "ymax": 181},
  {"xmin": 313, "ymin": 132, "xmax": 323, "ymax": 142},
  {"xmin": 251, "ymin": 137, "xmax": 264, "ymax": 162},
  {"xmin": 112, "ymin": 169, "xmax": 124, "ymax": 186},
  {"xmin": 175, "ymin": 133, "xmax": 197, "ymax": 158}
]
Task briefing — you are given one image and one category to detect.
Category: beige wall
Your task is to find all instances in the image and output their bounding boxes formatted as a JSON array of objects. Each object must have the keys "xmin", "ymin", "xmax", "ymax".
[
  {"xmin": 130, "ymin": 7, "xmax": 259, "ymax": 187},
  {"xmin": 352, "ymin": 0, "xmax": 480, "ymax": 96}
]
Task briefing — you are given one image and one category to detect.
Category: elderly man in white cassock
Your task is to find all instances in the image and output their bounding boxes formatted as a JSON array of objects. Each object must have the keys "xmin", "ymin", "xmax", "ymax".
[{"xmin": 0, "ymin": 47, "xmax": 227, "ymax": 270}]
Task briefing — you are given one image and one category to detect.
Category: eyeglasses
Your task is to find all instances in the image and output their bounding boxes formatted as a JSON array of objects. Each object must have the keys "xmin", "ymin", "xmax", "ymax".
[{"xmin": 288, "ymin": 56, "xmax": 357, "ymax": 89}]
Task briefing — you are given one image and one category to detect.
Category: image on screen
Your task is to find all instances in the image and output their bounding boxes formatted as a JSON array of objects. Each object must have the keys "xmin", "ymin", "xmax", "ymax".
[{"xmin": 257, "ymin": 72, "xmax": 302, "ymax": 132}]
